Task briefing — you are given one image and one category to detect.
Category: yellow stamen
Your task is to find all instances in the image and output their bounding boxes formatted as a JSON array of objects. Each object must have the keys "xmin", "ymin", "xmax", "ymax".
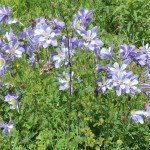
[
  {"xmin": 11, "ymin": 48, "xmax": 16, "ymax": 53},
  {"xmin": 0, "ymin": 59, "xmax": 5, "ymax": 67},
  {"xmin": 75, "ymin": 23, "xmax": 80, "ymax": 29}
]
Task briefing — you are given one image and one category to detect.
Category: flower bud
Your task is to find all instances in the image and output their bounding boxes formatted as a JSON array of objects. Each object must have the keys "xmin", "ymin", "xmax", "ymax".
[{"xmin": 121, "ymin": 113, "xmax": 126, "ymax": 122}]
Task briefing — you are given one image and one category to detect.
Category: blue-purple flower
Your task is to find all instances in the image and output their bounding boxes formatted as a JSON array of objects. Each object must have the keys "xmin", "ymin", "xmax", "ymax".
[
  {"xmin": 72, "ymin": 8, "xmax": 93, "ymax": 33},
  {"xmin": 77, "ymin": 8, "xmax": 93, "ymax": 25},
  {"xmin": 4, "ymin": 28, "xmax": 17, "ymax": 42},
  {"xmin": 95, "ymin": 77, "xmax": 112, "ymax": 94},
  {"xmin": 111, "ymin": 72, "xmax": 128, "ymax": 96},
  {"xmin": 61, "ymin": 37, "xmax": 78, "ymax": 51},
  {"xmin": 57, "ymin": 71, "xmax": 74, "ymax": 92},
  {"xmin": 0, "ymin": 39, "xmax": 6, "ymax": 50},
  {"xmin": 130, "ymin": 105, "xmax": 150, "ymax": 124},
  {"xmin": 130, "ymin": 110, "xmax": 146, "ymax": 124},
  {"xmin": 0, "ymin": 6, "xmax": 11, "ymax": 24},
  {"xmin": 36, "ymin": 17, "xmax": 46, "ymax": 24},
  {"xmin": 108, "ymin": 59, "xmax": 130, "ymax": 75},
  {"xmin": 0, "ymin": 119, "xmax": 15, "ymax": 136},
  {"xmin": 48, "ymin": 19, "xmax": 65, "ymax": 31},
  {"xmin": 52, "ymin": 45, "xmax": 69, "ymax": 68},
  {"xmin": 33, "ymin": 23, "xmax": 58, "ymax": 48},
  {"xmin": 7, "ymin": 18, "xmax": 23, "ymax": 25},
  {"xmin": 81, "ymin": 26, "xmax": 103, "ymax": 51},
  {"xmin": 123, "ymin": 74, "xmax": 140, "ymax": 95},
  {"xmin": 4, "ymin": 93, "xmax": 21, "ymax": 112},
  {"xmin": 100, "ymin": 45, "xmax": 115, "ymax": 60},
  {"xmin": 0, "ymin": 54, "xmax": 8, "ymax": 76},
  {"xmin": 51, "ymin": 39, "xmax": 76, "ymax": 68},
  {"xmin": 3, "ymin": 28, "xmax": 25, "ymax": 61},
  {"xmin": 19, "ymin": 27, "xmax": 39, "ymax": 57},
  {"xmin": 142, "ymin": 43, "xmax": 150, "ymax": 58},
  {"xmin": 28, "ymin": 54, "xmax": 38, "ymax": 68},
  {"xmin": 146, "ymin": 104, "xmax": 150, "ymax": 122},
  {"xmin": 111, "ymin": 70, "xmax": 140, "ymax": 96},
  {"xmin": 119, "ymin": 44, "xmax": 135, "ymax": 59},
  {"xmin": 95, "ymin": 54, "xmax": 141, "ymax": 96},
  {"xmin": 119, "ymin": 44, "xmax": 146, "ymax": 66},
  {"xmin": 4, "ymin": 39, "xmax": 24, "ymax": 61},
  {"xmin": 72, "ymin": 15, "xmax": 85, "ymax": 34},
  {"xmin": 145, "ymin": 91, "xmax": 150, "ymax": 100},
  {"xmin": 95, "ymin": 64, "xmax": 108, "ymax": 73}
]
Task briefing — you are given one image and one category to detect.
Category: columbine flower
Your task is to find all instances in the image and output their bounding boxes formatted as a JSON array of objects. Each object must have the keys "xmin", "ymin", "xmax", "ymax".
[
  {"xmin": 51, "ymin": 40, "xmax": 76, "ymax": 68},
  {"xmin": 19, "ymin": 27, "xmax": 39, "ymax": 57},
  {"xmin": 4, "ymin": 28, "xmax": 17, "ymax": 42},
  {"xmin": 48, "ymin": 19, "xmax": 65, "ymax": 31},
  {"xmin": 0, "ymin": 119, "xmax": 15, "ymax": 136},
  {"xmin": 52, "ymin": 45, "xmax": 68, "ymax": 68},
  {"xmin": 33, "ymin": 23, "xmax": 58, "ymax": 48},
  {"xmin": 77, "ymin": 8, "xmax": 93, "ymax": 25},
  {"xmin": 140, "ymin": 82, "xmax": 150, "ymax": 100},
  {"xmin": 95, "ymin": 76, "xmax": 112, "ymax": 95},
  {"xmin": 130, "ymin": 50, "xmax": 146, "ymax": 66},
  {"xmin": 142, "ymin": 42, "xmax": 150, "ymax": 58},
  {"xmin": 4, "ymin": 40, "xmax": 24, "ymax": 61},
  {"xmin": 4, "ymin": 93, "xmax": 20, "ymax": 112},
  {"xmin": 111, "ymin": 70, "xmax": 140, "ymax": 96},
  {"xmin": 108, "ymin": 59, "xmax": 130, "ymax": 75},
  {"xmin": 3, "ymin": 28, "xmax": 24, "ymax": 61},
  {"xmin": 72, "ymin": 15, "xmax": 85, "ymax": 33},
  {"xmin": 111, "ymin": 72, "xmax": 127, "ymax": 96},
  {"xmin": 0, "ymin": 6, "xmax": 11, "ymax": 24},
  {"xmin": 0, "ymin": 37, "xmax": 6, "ymax": 46},
  {"xmin": 95, "ymin": 64, "xmax": 108, "ymax": 73},
  {"xmin": 7, "ymin": 18, "xmax": 23, "ymax": 25},
  {"xmin": 145, "ymin": 104, "xmax": 150, "ymax": 122},
  {"xmin": 144, "ymin": 91, "xmax": 150, "ymax": 100},
  {"xmin": 81, "ymin": 26, "xmax": 103, "ymax": 51},
  {"xmin": 57, "ymin": 71, "xmax": 74, "ymax": 92},
  {"xmin": 123, "ymin": 74, "xmax": 140, "ymax": 95},
  {"xmin": 119, "ymin": 44, "xmax": 135, "ymax": 59},
  {"xmin": 36, "ymin": 17, "xmax": 46, "ymax": 24},
  {"xmin": 119, "ymin": 44, "xmax": 146, "ymax": 66},
  {"xmin": 61, "ymin": 37, "xmax": 78, "ymax": 51},
  {"xmin": 130, "ymin": 105, "xmax": 150, "ymax": 124},
  {"xmin": 0, "ymin": 54, "xmax": 8, "ymax": 76},
  {"xmin": 100, "ymin": 45, "xmax": 115, "ymax": 60},
  {"xmin": 28, "ymin": 54, "xmax": 38, "ymax": 68},
  {"xmin": 143, "ymin": 61, "xmax": 150, "ymax": 80},
  {"xmin": 96, "ymin": 60, "xmax": 140, "ymax": 96},
  {"xmin": 130, "ymin": 110, "xmax": 146, "ymax": 124}
]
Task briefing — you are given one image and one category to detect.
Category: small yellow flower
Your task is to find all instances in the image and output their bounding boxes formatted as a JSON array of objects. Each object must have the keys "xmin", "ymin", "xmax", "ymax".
[
  {"xmin": 117, "ymin": 139, "xmax": 123, "ymax": 145},
  {"xmin": 16, "ymin": 64, "xmax": 20, "ymax": 68}
]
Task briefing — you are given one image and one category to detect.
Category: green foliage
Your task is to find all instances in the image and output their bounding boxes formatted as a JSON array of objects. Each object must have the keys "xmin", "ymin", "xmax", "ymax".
[{"xmin": 1, "ymin": 0, "xmax": 150, "ymax": 149}]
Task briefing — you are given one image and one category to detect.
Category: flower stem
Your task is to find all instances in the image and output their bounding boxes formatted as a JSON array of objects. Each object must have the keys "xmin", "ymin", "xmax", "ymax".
[{"xmin": 57, "ymin": 0, "xmax": 72, "ymax": 134}]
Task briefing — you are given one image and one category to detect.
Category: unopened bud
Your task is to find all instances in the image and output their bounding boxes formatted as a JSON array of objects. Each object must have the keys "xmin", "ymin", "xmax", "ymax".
[
  {"xmin": 142, "ymin": 101, "xmax": 147, "ymax": 108},
  {"xmin": 121, "ymin": 113, "xmax": 126, "ymax": 122},
  {"xmin": 141, "ymin": 76, "xmax": 145, "ymax": 83}
]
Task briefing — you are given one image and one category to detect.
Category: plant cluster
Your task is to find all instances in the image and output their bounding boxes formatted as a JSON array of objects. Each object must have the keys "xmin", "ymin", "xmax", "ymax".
[{"xmin": 1, "ymin": 3, "xmax": 150, "ymax": 149}]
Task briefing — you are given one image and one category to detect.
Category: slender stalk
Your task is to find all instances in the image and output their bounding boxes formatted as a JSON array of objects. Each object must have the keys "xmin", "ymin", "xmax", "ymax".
[
  {"xmin": 9, "ymin": 136, "xmax": 12, "ymax": 150},
  {"xmin": 57, "ymin": 0, "xmax": 72, "ymax": 134}
]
